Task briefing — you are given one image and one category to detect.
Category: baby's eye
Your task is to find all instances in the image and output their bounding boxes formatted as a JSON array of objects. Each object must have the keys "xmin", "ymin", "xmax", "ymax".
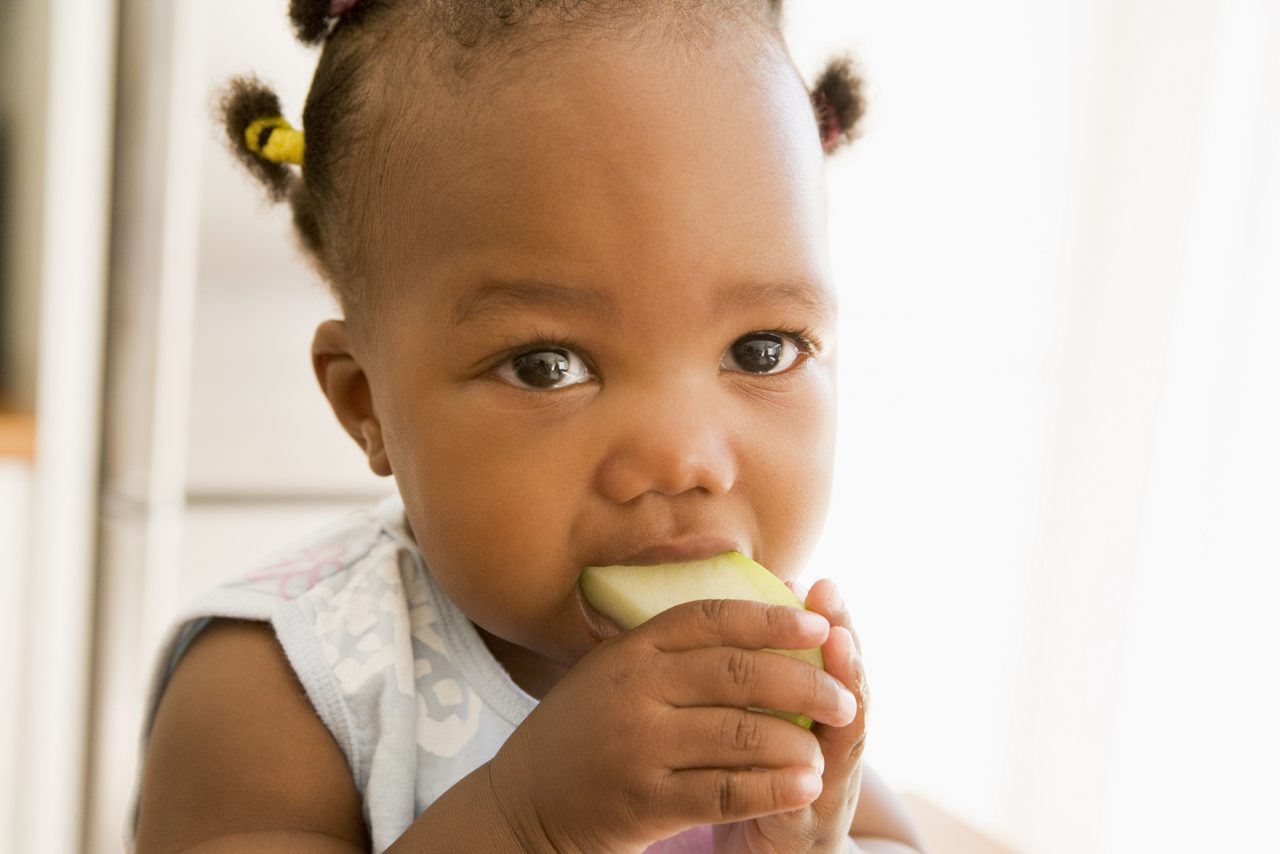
[
  {"xmin": 721, "ymin": 332, "xmax": 806, "ymax": 375},
  {"xmin": 494, "ymin": 347, "xmax": 592, "ymax": 390}
]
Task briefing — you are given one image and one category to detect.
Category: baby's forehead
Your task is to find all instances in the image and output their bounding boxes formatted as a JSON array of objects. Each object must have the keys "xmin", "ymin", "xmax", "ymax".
[
  {"xmin": 366, "ymin": 32, "xmax": 829, "ymax": 307},
  {"xmin": 381, "ymin": 31, "xmax": 806, "ymax": 180}
]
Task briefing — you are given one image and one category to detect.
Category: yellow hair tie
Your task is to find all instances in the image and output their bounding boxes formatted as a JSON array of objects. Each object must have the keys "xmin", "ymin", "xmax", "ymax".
[{"xmin": 245, "ymin": 116, "xmax": 305, "ymax": 166}]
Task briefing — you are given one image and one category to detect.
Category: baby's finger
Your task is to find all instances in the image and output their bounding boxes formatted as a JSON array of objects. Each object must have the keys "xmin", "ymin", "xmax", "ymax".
[
  {"xmin": 816, "ymin": 625, "xmax": 867, "ymax": 743},
  {"xmin": 659, "ymin": 706, "xmax": 823, "ymax": 772},
  {"xmin": 636, "ymin": 598, "xmax": 830, "ymax": 654},
  {"xmin": 806, "ymin": 578, "xmax": 861, "ymax": 656},
  {"xmin": 803, "ymin": 580, "xmax": 867, "ymax": 718},
  {"xmin": 660, "ymin": 647, "xmax": 856, "ymax": 728},
  {"xmin": 654, "ymin": 765, "xmax": 823, "ymax": 826},
  {"xmin": 811, "ymin": 625, "xmax": 869, "ymax": 817}
]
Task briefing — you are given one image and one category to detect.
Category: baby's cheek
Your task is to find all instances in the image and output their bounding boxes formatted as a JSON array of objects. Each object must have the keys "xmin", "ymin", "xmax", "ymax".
[{"xmin": 748, "ymin": 383, "xmax": 836, "ymax": 571}]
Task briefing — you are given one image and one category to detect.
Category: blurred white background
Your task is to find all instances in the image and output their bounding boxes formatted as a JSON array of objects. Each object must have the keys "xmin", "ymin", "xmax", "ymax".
[{"xmin": 1, "ymin": 0, "xmax": 1277, "ymax": 852}]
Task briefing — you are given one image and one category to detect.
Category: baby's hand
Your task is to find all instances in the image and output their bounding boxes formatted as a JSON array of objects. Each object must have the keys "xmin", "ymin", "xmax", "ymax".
[
  {"xmin": 714, "ymin": 579, "xmax": 869, "ymax": 853},
  {"xmin": 487, "ymin": 599, "xmax": 856, "ymax": 853}
]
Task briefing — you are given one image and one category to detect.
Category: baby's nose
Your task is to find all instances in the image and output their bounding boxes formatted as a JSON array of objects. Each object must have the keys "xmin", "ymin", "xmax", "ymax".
[{"xmin": 592, "ymin": 404, "xmax": 737, "ymax": 503}]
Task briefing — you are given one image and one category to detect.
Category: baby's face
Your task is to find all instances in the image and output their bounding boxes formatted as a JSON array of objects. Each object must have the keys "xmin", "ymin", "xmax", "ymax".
[{"xmin": 330, "ymin": 28, "xmax": 836, "ymax": 695}]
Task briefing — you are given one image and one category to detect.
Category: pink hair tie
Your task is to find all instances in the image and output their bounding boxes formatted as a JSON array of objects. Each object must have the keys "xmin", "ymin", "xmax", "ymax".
[
  {"xmin": 814, "ymin": 90, "xmax": 842, "ymax": 153},
  {"xmin": 328, "ymin": 0, "xmax": 360, "ymax": 16}
]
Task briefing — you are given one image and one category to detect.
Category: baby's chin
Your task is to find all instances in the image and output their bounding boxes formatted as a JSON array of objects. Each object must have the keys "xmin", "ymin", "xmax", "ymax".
[{"xmin": 471, "ymin": 603, "xmax": 609, "ymax": 674}]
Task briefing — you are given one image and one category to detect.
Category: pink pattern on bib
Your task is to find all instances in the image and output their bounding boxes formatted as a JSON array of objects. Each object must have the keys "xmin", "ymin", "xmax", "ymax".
[{"xmin": 245, "ymin": 543, "xmax": 350, "ymax": 600}]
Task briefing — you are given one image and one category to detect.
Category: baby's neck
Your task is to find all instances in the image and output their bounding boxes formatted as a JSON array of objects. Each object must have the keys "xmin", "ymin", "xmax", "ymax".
[{"xmin": 473, "ymin": 624, "xmax": 567, "ymax": 700}]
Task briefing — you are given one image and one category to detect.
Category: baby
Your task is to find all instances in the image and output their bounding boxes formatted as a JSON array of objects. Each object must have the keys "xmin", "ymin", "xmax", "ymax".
[{"xmin": 130, "ymin": 1, "xmax": 925, "ymax": 852}]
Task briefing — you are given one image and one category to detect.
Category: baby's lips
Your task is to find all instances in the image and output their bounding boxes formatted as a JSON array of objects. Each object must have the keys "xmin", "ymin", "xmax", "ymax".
[{"xmin": 577, "ymin": 587, "xmax": 624, "ymax": 642}]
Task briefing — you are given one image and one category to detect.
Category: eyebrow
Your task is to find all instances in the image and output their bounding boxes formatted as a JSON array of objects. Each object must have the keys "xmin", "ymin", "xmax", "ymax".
[
  {"xmin": 453, "ymin": 278, "xmax": 618, "ymax": 327},
  {"xmin": 450, "ymin": 276, "xmax": 835, "ymax": 327},
  {"xmin": 723, "ymin": 280, "xmax": 837, "ymax": 322}
]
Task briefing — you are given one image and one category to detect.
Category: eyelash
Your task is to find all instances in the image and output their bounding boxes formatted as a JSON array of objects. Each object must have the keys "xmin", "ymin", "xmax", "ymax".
[
  {"xmin": 770, "ymin": 326, "xmax": 824, "ymax": 358},
  {"xmin": 491, "ymin": 328, "xmax": 593, "ymax": 369}
]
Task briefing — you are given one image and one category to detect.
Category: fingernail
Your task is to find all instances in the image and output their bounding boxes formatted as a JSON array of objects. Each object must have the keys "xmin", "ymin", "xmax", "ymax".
[
  {"xmin": 798, "ymin": 770, "xmax": 823, "ymax": 799},
  {"xmin": 838, "ymin": 688, "xmax": 858, "ymax": 721},
  {"xmin": 797, "ymin": 610, "xmax": 829, "ymax": 634}
]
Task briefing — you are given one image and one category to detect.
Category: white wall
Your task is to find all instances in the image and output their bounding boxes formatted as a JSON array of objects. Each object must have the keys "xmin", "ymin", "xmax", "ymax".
[
  {"xmin": 788, "ymin": 0, "xmax": 1086, "ymax": 843},
  {"xmin": 1098, "ymin": 3, "xmax": 1280, "ymax": 848},
  {"xmin": 186, "ymin": 6, "xmax": 383, "ymax": 498},
  {"xmin": 791, "ymin": 1, "xmax": 1280, "ymax": 852}
]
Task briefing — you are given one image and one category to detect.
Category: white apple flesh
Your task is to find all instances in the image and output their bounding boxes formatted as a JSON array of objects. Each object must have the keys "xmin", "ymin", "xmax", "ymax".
[{"xmin": 579, "ymin": 550, "xmax": 825, "ymax": 728}]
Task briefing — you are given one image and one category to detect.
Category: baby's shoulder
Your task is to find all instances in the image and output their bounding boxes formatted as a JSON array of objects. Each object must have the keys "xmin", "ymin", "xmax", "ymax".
[
  {"xmin": 144, "ymin": 496, "xmax": 426, "ymax": 761},
  {"xmin": 176, "ymin": 496, "xmax": 447, "ymax": 710}
]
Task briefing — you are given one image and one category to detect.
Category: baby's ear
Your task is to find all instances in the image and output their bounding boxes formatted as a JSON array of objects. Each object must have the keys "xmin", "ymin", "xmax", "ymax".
[{"xmin": 311, "ymin": 319, "xmax": 392, "ymax": 477}]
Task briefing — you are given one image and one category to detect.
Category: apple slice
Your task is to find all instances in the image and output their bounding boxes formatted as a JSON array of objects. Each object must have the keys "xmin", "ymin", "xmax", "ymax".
[{"xmin": 579, "ymin": 550, "xmax": 824, "ymax": 728}]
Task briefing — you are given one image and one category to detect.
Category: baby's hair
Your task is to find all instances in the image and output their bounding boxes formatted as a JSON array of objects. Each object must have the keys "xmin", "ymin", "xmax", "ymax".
[
  {"xmin": 222, "ymin": 80, "xmax": 292, "ymax": 201},
  {"xmin": 219, "ymin": 0, "xmax": 866, "ymax": 320},
  {"xmin": 812, "ymin": 55, "xmax": 865, "ymax": 155}
]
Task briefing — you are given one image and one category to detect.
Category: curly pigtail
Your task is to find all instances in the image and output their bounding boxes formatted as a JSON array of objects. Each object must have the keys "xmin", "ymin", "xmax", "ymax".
[
  {"xmin": 220, "ymin": 75, "xmax": 303, "ymax": 201},
  {"xmin": 219, "ymin": 74, "xmax": 327, "ymax": 269},
  {"xmin": 811, "ymin": 55, "xmax": 866, "ymax": 156}
]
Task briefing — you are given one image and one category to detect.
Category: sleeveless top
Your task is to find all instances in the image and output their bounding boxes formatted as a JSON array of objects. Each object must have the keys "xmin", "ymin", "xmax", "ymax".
[{"xmin": 126, "ymin": 494, "xmax": 713, "ymax": 852}]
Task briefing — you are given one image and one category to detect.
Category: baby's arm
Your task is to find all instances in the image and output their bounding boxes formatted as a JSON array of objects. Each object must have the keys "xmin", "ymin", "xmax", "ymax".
[
  {"xmin": 849, "ymin": 764, "xmax": 928, "ymax": 852},
  {"xmin": 135, "ymin": 619, "xmax": 527, "ymax": 853},
  {"xmin": 136, "ymin": 605, "xmax": 858, "ymax": 853},
  {"xmin": 134, "ymin": 619, "xmax": 372, "ymax": 852}
]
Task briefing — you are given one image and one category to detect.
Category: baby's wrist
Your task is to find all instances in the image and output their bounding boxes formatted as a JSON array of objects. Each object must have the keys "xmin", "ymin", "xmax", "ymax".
[{"xmin": 484, "ymin": 753, "xmax": 559, "ymax": 853}]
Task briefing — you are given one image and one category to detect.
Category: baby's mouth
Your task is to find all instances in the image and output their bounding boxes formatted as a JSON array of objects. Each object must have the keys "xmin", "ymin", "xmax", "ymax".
[
  {"xmin": 603, "ymin": 534, "xmax": 747, "ymax": 568},
  {"xmin": 576, "ymin": 584, "xmax": 623, "ymax": 642}
]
